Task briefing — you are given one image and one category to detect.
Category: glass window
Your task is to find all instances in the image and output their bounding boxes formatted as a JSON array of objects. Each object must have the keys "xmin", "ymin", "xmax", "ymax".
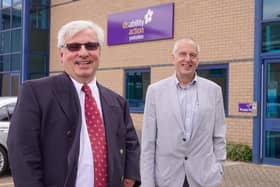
[
  {"xmin": 266, "ymin": 63, "xmax": 280, "ymax": 118},
  {"xmin": 0, "ymin": 55, "xmax": 10, "ymax": 71},
  {"xmin": 262, "ymin": 22, "xmax": 280, "ymax": 53},
  {"xmin": 11, "ymin": 75, "xmax": 19, "ymax": 96},
  {"xmin": 265, "ymin": 131, "xmax": 280, "ymax": 158},
  {"xmin": 13, "ymin": 0, "xmax": 21, "ymax": 5},
  {"xmin": 29, "ymin": 29, "xmax": 48, "ymax": 52},
  {"xmin": 0, "ymin": 31, "xmax": 11, "ymax": 53},
  {"xmin": 0, "ymin": 73, "xmax": 9, "ymax": 96},
  {"xmin": 30, "ymin": 5, "xmax": 49, "ymax": 30},
  {"xmin": 12, "ymin": 2, "xmax": 21, "ymax": 28},
  {"xmin": 263, "ymin": 0, "xmax": 280, "ymax": 20},
  {"xmin": 11, "ymin": 29, "xmax": 21, "ymax": 52},
  {"xmin": 29, "ymin": 54, "xmax": 47, "ymax": 72},
  {"xmin": 11, "ymin": 53, "xmax": 20, "ymax": 70},
  {"xmin": 125, "ymin": 68, "xmax": 150, "ymax": 112},
  {"xmin": 29, "ymin": 73, "xmax": 46, "ymax": 80},
  {"xmin": 197, "ymin": 65, "xmax": 228, "ymax": 114},
  {"xmin": 2, "ymin": 0, "xmax": 11, "ymax": 8},
  {"xmin": 1, "ymin": 7, "xmax": 11, "ymax": 29}
]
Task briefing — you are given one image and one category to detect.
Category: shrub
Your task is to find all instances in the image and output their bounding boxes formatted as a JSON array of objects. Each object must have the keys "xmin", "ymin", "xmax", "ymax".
[{"xmin": 226, "ymin": 143, "xmax": 252, "ymax": 162}]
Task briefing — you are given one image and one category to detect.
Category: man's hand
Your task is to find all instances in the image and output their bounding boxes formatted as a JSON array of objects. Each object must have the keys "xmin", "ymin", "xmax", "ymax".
[{"xmin": 123, "ymin": 178, "xmax": 135, "ymax": 187}]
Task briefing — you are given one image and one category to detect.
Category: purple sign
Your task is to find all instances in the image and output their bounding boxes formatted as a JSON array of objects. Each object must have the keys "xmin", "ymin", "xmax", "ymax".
[
  {"xmin": 107, "ymin": 3, "xmax": 174, "ymax": 45},
  {"xmin": 238, "ymin": 103, "xmax": 253, "ymax": 112}
]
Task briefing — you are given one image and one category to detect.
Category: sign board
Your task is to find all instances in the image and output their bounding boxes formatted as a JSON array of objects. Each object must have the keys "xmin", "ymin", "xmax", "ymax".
[
  {"xmin": 107, "ymin": 3, "xmax": 174, "ymax": 45},
  {"xmin": 238, "ymin": 102, "xmax": 257, "ymax": 115}
]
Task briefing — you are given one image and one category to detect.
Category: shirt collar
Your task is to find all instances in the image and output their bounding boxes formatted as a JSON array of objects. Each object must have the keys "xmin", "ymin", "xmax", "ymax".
[
  {"xmin": 71, "ymin": 77, "xmax": 97, "ymax": 93},
  {"xmin": 174, "ymin": 73, "xmax": 197, "ymax": 89}
]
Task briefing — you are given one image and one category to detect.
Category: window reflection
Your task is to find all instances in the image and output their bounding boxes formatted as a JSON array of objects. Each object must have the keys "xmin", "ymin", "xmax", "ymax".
[
  {"xmin": 2, "ymin": 0, "xmax": 11, "ymax": 9},
  {"xmin": 11, "ymin": 54, "xmax": 20, "ymax": 70},
  {"xmin": 263, "ymin": 0, "xmax": 280, "ymax": 20},
  {"xmin": 11, "ymin": 75, "xmax": 19, "ymax": 96},
  {"xmin": 265, "ymin": 131, "xmax": 280, "ymax": 158},
  {"xmin": 0, "ymin": 0, "xmax": 49, "ymax": 96},
  {"xmin": 1, "ymin": 8, "xmax": 11, "ymax": 29},
  {"xmin": 126, "ymin": 69, "xmax": 150, "ymax": 112},
  {"xmin": 12, "ymin": 3, "xmax": 21, "ymax": 28},
  {"xmin": 266, "ymin": 63, "xmax": 280, "ymax": 118},
  {"xmin": 11, "ymin": 29, "xmax": 21, "ymax": 52},
  {"xmin": 0, "ymin": 73, "xmax": 9, "ymax": 96},
  {"xmin": 262, "ymin": 22, "xmax": 280, "ymax": 53},
  {"xmin": 197, "ymin": 67, "xmax": 228, "ymax": 113},
  {"xmin": 0, "ymin": 31, "xmax": 10, "ymax": 53}
]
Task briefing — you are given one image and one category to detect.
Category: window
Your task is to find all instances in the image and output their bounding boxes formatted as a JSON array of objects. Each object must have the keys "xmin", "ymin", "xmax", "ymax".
[
  {"xmin": 263, "ymin": 0, "xmax": 280, "ymax": 20},
  {"xmin": 197, "ymin": 64, "xmax": 228, "ymax": 114},
  {"xmin": 125, "ymin": 68, "xmax": 150, "ymax": 112},
  {"xmin": 262, "ymin": 22, "xmax": 280, "ymax": 53}
]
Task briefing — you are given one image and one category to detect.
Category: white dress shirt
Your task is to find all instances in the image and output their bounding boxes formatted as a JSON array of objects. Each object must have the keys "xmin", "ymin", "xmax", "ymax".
[
  {"xmin": 176, "ymin": 74, "xmax": 198, "ymax": 142},
  {"xmin": 71, "ymin": 77, "xmax": 103, "ymax": 187}
]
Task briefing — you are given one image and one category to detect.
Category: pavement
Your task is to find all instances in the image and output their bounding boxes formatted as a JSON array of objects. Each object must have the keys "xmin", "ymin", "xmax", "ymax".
[
  {"xmin": 220, "ymin": 161, "xmax": 280, "ymax": 187},
  {"xmin": 1, "ymin": 161, "xmax": 280, "ymax": 187}
]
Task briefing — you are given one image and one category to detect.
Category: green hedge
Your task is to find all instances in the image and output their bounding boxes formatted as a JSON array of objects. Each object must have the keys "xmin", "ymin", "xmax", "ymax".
[{"xmin": 226, "ymin": 143, "xmax": 252, "ymax": 162}]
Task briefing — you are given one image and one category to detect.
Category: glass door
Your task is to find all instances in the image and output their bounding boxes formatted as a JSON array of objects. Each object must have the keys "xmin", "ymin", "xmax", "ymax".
[{"xmin": 263, "ymin": 60, "xmax": 280, "ymax": 164}]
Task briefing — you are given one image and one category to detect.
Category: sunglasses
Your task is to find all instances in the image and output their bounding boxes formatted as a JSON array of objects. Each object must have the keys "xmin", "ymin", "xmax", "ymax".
[{"xmin": 62, "ymin": 42, "xmax": 100, "ymax": 52}]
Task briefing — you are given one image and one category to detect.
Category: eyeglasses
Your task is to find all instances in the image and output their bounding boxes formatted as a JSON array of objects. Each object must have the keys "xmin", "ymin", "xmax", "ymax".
[{"xmin": 62, "ymin": 42, "xmax": 100, "ymax": 52}]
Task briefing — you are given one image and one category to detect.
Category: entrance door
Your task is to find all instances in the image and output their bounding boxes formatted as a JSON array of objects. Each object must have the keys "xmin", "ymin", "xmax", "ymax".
[{"xmin": 263, "ymin": 60, "xmax": 280, "ymax": 164}]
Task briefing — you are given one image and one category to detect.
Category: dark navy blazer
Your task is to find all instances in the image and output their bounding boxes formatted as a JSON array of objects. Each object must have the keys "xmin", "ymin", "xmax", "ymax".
[{"xmin": 7, "ymin": 72, "xmax": 141, "ymax": 187}]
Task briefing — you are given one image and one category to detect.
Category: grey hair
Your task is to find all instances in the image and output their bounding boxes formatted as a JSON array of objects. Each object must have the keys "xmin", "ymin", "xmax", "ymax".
[
  {"xmin": 172, "ymin": 37, "xmax": 201, "ymax": 55},
  {"xmin": 57, "ymin": 20, "xmax": 104, "ymax": 48}
]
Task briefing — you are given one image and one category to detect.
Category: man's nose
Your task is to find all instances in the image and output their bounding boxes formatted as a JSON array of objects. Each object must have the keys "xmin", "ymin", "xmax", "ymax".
[{"xmin": 78, "ymin": 45, "xmax": 89, "ymax": 56}]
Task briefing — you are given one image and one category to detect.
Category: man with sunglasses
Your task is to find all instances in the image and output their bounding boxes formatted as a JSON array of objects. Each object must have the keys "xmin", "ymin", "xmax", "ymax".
[{"xmin": 8, "ymin": 20, "xmax": 141, "ymax": 187}]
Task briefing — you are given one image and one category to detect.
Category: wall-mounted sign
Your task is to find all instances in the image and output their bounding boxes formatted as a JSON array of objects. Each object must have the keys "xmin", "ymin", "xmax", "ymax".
[
  {"xmin": 239, "ymin": 103, "xmax": 253, "ymax": 112},
  {"xmin": 107, "ymin": 3, "xmax": 174, "ymax": 45},
  {"xmin": 238, "ymin": 102, "xmax": 257, "ymax": 115}
]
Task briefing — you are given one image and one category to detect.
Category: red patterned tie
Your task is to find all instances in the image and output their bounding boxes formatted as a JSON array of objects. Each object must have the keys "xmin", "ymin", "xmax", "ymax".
[{"xmin": 82, "ymin": 84, "xmax": 108, "ymax": 187}]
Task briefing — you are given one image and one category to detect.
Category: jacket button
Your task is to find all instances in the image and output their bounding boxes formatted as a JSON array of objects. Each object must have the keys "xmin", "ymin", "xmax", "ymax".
[
  {"xmin": 185, "ymin": 157, "xmax": 188, "ymax": 160},
  {"xmin": 66, "ymin": 130, "xmax": 71, "ymax": 136},
  {"xmin": 120, "ymin": 149, "xmax": 124, "ymax": 155},
  {"xmin": 182, "ymin": 138, "xmax": 186, "ymax": 141}
]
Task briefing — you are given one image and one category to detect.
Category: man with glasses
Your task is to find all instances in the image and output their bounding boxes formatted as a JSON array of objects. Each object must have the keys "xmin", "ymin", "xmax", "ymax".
[
  {"xmin": 8, "ymin": 20, "xmax": 141, "ymax": 187},
  {"xmin": 141, "ymin": 38, "xmax": 226, "ymax": 187}
]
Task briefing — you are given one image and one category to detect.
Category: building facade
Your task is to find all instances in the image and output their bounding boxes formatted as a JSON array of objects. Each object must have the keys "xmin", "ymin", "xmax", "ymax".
[
  {"xmin": 1, "ymin": 0, "xmax": 280, "ymax": 165},
  {"xmin": 0, "ymin": 0, "xmax": 50, "ymax": 96}
]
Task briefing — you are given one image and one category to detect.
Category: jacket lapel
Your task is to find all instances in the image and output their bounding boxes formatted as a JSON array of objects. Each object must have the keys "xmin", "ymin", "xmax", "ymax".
[
  {"xmin": 52, "ymin": 72, "xmax": 80, "ymax": 124},
  {"xmin": 97, "ymin": 83, "xmax": 118, "ymax": 185},
  {"xmin": 167, "ymin": 76, "xmax": 185, "ymax": 131}
]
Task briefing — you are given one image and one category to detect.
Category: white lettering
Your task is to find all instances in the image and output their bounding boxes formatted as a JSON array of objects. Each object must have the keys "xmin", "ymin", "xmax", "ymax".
[{"xmin": 129, "ymin": 35, "xmax": 144, "ymax": 41}]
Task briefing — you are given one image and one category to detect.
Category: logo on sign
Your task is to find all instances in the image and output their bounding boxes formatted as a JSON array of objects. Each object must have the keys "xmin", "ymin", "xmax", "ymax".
[{"xmin": 122, "ymin": 9, "xmax": 154, "ymax": 41}]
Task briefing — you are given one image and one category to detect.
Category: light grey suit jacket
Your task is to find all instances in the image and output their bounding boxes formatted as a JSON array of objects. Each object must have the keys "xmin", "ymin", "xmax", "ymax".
[{"xmin": 141, "ymin": 74, "xmax": 226, "ymax": 187}]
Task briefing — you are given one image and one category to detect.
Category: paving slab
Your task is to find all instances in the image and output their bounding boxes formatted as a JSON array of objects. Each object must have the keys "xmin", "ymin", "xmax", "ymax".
[{"xmin": 220, "ymin": 161, "xmax": 280, "ymax": 187}]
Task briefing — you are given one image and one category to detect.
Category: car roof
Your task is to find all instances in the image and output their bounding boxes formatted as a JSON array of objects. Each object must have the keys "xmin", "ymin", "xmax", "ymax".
[{"xmin": 0, "ymin": 97, "xmax": 17, "ymax": 108}]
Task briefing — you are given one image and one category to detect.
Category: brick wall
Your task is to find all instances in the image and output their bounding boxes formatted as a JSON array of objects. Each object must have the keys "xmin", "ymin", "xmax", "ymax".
[{"xmin": 50, "ymin": 0, "xmax": 255, "ymax": 146}]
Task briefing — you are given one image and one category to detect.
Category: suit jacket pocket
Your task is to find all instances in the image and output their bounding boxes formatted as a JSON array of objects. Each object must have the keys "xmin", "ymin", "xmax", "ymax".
[
  {"xmin": 187, "ymin": 154, "xmax": 223, "ymax": 187},
  {"xmin": 155, "ymin": 156, "xmax": 171, "ymax": 186}
]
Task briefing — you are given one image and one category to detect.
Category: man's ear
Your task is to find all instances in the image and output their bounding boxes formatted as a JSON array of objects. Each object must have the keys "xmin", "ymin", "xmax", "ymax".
[
  {"xmin": 171, "ymin": 53, "xmax": 175, "ymax": 64},
  {"xmin": 58, "ymin": 48, "xmax": 64, "ymax": 64}
]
